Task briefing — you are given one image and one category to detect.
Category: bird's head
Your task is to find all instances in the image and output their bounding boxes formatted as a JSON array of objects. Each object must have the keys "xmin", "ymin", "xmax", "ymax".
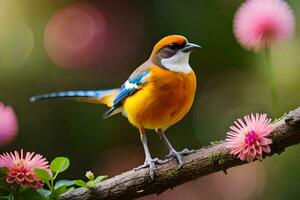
[{"xmin": 150, "ymin": 35, "xmax": 200, "ymax": 73}]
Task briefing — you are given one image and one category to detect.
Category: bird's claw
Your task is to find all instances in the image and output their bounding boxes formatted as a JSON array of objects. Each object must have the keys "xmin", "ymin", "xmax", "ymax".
[
  {"xmin": 166, "ymin": 148, "xmax": 195, "ymax": 168},
  {"xmin": 134, "ymin": 158, "xmax": 168, "ymax": 179}
]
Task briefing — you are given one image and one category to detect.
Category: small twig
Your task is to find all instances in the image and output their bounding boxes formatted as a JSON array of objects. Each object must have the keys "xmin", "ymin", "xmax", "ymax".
[{"xmin": 59, "ymin": 106, "xmax": 300, "ymax": 200}]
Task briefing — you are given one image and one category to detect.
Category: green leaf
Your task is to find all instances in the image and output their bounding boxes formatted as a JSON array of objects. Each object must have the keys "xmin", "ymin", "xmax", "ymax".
[
  {"xmin": 50, "ymin": 157, "xmax": 70, "ymax": 174},
  {"xmin": 54, "ymin": 180, "xmax": 74, "ymax": 189},
  {"xmin": 65, "ymin": 187, "xmax": 74, "ymax": 193},
  {"xmin": 86, "ymin": 181, "xmax": 94, "ymax": 188},
  {"xmin": 34, "ymin": 168, "xmax": 52, "ymax": 182},
  {"xmin": 49, "ymin": 185, "xmax": 68, "ymax": 200},
  {"xmin": 37, "ymin": 188, "xmax": 51, "ymax": 197},
  {"xmin": 0, "ymin": 168, "xmax": 8, "ymax": 178},
  {"xmin": 86, "ymin": 175, "xmax": 108, "ymax": 188},
  {"xmin": 93, "ymin": 175, "xmax": 108, "ymax": 184},
  {"xmin": 73, "ymin": 180, "xmax": 87, "ymax": 188}
]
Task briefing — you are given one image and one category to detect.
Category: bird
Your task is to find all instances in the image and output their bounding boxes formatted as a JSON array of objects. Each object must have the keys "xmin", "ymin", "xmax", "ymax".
[{"xmin": 30, "ymin": 35, "xmax": 200, "ymax": 179}]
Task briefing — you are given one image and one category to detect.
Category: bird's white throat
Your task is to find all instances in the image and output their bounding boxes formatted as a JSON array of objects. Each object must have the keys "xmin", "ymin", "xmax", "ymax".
[{"xmin": 161, "ymin": 52, "xmax": 192, "ymax": 74}]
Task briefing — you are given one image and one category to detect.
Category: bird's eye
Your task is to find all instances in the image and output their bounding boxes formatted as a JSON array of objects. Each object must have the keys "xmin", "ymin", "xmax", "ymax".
[{"xmin": 168, "ymin": 43, "xmax": 179, "ymax": 50}]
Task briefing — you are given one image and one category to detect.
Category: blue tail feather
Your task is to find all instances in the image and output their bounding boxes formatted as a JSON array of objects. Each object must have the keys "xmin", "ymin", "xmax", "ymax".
[{"xmin": 30, "ymin": 90, "xmax": 115, "ymax": 102}]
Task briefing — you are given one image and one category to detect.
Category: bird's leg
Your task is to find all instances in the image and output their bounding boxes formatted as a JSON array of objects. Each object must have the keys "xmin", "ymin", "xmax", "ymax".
[
  {"xmin": 156, "ymin": 128, "xmax": 195, "ymax": 167},
  {"xmin": 134, "ymin": 128, "xmax": 167, "ymax": 179}
]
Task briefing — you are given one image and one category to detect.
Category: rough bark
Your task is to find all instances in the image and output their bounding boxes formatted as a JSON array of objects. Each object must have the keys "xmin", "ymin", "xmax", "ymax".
[{"xmin": 59, "ymin": 107, "xmax": 300, "ymax": 200}]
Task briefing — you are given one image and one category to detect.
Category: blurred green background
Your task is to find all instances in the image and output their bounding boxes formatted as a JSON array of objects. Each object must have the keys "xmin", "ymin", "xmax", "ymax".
[{"xmin": 0, "ymin": 0, "xmax": 299, "ymax": 199}]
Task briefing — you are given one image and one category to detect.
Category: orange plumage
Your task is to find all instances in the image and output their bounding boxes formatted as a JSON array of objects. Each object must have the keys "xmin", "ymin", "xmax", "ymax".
[{"xmin": 124, "ymin": 65, "xmax": 196, "ymax": 129}]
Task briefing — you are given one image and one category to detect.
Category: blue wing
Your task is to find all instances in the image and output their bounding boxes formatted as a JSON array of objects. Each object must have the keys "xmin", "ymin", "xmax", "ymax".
[
  {"xmin": 102, "ymin": 70, "xmax": 150, "ymax": 118},
  {"xmin": 113, "ymin": 71, "xmax": 149, "ymax": 106}
]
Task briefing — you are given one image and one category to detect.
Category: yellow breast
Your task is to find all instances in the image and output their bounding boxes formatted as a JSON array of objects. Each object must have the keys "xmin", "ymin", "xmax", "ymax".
[{"xmin": 123, "ymin": 65, "xmax": 196, "ymax": 129}]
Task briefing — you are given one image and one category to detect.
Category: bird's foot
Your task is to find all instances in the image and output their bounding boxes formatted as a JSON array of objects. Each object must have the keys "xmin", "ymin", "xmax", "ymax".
[
  {"xmin": 166, "ymin": 148, "xmax": 195, "ymax": 168},
  {"xmin": 134, "ymin": 158, "xmax": 168, "ymax": 179}
]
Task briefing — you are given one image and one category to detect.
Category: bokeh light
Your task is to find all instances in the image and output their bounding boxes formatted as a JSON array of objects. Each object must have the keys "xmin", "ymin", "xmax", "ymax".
[
  {"xmin": 44, "ymin": 3, "xmax": 107, "ymax": 70},
  {"xmin": 0, "ymin": 22, "xmax": 34, "ymax": 68}
]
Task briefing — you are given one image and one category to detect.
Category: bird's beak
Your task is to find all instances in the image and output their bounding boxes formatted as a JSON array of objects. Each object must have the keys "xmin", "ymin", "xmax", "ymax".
[{"xmin": 181, "ymin": 43, "xmax": 201, "ymax": 53}]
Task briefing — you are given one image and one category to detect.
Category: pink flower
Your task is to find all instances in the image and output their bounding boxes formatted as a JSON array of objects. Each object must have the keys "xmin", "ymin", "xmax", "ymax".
[
  {"xmin": 226, "ymin": 114, "xmax": 273, "ymax": 162},
  {"xmin": 0, "ymin": 102, "xmax": 18, "ymax": 146},
  {"xmin": 0, "ymin": 150, "xmax": 49, "ymax": 188},
  {"xmin": 233, "ymin": 0, "xmax": 295, "ymax": 51}
]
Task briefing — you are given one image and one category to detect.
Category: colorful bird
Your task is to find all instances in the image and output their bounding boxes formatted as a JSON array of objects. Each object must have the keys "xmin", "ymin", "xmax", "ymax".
[{"xmin": 31, "ymin": 35, "xmax": 200, "ymax": 179}]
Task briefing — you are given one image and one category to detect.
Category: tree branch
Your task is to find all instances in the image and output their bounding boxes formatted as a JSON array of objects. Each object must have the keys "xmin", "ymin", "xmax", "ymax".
[{"xmin": 59, "ymin": 106, "xmax": 300, "ymax": 200}]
